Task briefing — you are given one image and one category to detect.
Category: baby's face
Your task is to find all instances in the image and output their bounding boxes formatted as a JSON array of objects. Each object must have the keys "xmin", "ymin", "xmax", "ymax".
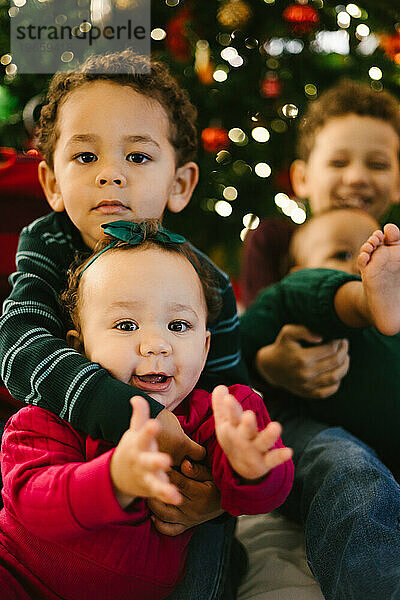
[
  {"xmin": 294, "ymin": 114, "xmax": 400, "ymax": 220},
  {"xmin": 74, "ymin": 247, "xmax": 210, "ymax": 411},
  {"xmin": 42, "ymin": 81, "xmax": 185, "ymax": 249},
  {"xmin": 294, "ymin": 209, "xmax": 378, "ymax": 275}
]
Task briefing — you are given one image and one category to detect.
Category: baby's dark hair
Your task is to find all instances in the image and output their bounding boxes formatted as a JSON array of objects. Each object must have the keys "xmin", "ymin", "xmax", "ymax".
[
  {"xmin": 61, "ymin": 220, "xmax": 222, "ymax": 333},
  {"xmin": 297, "ymin": 79, "xmax": 400, "ymax": 162},
  {"xmin": 37, "ymin": 49, "xmax": 198, "ymax": 169}
]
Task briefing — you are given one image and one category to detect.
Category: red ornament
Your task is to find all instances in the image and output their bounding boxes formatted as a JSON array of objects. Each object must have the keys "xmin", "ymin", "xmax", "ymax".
[
  {"xmin": 282, "ymin": 4, "xmax": 319, "ymax": 35},
  {"xmin": 380, "ymin": 33, "xmax": 400, "ymax": 64},
  {"xmin": 165, "ymin": 7, "xmax": 192, "ymax": 62},
  {"xmin": 261, "ymin": 72, "xmax": 282, "ymax": 98},
  {"xmin": 201, "ymin": 127, "xmax": 230, "ymax": 153}
]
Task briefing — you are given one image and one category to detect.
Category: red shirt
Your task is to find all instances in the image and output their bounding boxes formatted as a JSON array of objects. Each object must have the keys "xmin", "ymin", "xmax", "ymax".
[{"xmin": 0, "ymin": 385, "xmax": 293, "ymax": 600}]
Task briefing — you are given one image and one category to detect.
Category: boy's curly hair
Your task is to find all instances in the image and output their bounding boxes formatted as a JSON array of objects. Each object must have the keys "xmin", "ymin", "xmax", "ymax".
[
  {"xmin": 297, "ymin": 79, "xmax": 400, "ymax": 161},
  {"xmin": 61, "ymin": 220, "xmax": 222, "ymax": 334},
  {"xmin": 37, "ymin": 49, "xmax": 198, "ymax": 169}
]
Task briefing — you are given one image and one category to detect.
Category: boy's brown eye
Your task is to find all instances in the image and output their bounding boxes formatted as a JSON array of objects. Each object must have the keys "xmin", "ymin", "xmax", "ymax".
[
  {"xmin": 126, "ymin": 152, "xmax": 149, "ymax": 164},
  {"xmin": 329, "ymin": 160, "xmax": 347, "ymax": 168},
  {"xmin": 76, "ymin": 152, "xmax": 97, "ymax": 164},
  {"xmin": 369, "ymin": 162, "xmax": 390, "ymax": 170}
]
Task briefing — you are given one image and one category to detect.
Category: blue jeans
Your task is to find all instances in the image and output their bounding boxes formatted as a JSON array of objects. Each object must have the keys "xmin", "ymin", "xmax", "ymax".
[
  {"xmin": 168, "ymin": 516, "xmax": 238, "ymax": 600},
  {"xmin": 279, "ymin": 419, "xmax": 400, "ymax": 600}
]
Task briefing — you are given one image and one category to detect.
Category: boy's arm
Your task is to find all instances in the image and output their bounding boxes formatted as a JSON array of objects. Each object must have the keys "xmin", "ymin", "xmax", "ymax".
[
  {"xmin": 0, "ymin": 223, "xmax": 203, "ymax": 459},
  {"xmin": 195, "ymin": 260, "xmax": 249, "ymax": 390},
  {"xmin": 240, "ymin": 269, "xmax": 358, "ymax": 390},
  {"xmin": 204, "ymin": 385, "xmax": 293, "ymax": 516}
]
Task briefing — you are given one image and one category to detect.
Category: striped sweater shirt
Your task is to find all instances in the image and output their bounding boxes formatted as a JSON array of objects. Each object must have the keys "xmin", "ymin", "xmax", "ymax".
[{"xmin": 0, "ymin": 211, "xmax": 248, "ymax": 444}]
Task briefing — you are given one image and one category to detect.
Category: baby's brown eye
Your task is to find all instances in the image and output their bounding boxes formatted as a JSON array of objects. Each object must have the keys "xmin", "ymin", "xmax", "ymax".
[
  {"xmin": 333, "ymin": 251, "xmax": 352, "ymax": 261},
  {"xmin": 169, "ymin": 321, "xmax": 190, "ymax": 332},
  {"xmin": 116, "ymin": 321, "xmax": 138, "ymax": 331}
]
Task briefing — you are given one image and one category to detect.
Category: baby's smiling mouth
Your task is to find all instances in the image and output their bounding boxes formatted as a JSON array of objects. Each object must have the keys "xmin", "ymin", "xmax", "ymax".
[
  {"xmin": 132, "ymin": 373, "xmax": 173, "ymax": 392},
  {"xmin": 136, "ymin": 374, "xmax": 169, "ymax": 384}
]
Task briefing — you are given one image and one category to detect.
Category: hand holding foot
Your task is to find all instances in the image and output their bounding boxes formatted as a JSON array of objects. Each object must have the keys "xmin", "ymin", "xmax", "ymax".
[
  {"xmin": 212, "ymin": 385, "xmax": 292, "ymax": 482},
  {"xmin": 357, "ymin": 223, "xmax": 400, "ymax": 336}
]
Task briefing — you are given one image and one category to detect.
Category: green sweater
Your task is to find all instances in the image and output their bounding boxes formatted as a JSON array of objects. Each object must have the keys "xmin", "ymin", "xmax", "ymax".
[
  {"xmin": 0, "ymin": 212, "xmax": 248, "ymax": 444},
  {"xmin": 240, "ymin": 268, "xmax": 400, "ymax": 469}
]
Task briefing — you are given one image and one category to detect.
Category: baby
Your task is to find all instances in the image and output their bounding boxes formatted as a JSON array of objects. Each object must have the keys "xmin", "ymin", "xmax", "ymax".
[
  {"xmin": 0, "ymin": 221, "xmax": 293, "ymax": 600},
  {"xmin": 241, "ymin": 207, "xmax": 400, "ymax": 476}
]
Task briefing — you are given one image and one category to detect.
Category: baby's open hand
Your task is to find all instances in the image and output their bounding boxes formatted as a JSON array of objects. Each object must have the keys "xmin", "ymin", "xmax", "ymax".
[
  {"xmin": 110, "ymin": 397, "xmax": 182, "ymax": 509},
  {"xmin": 212, "ymin": 386, "xmax": 292, "ymax": 482}
]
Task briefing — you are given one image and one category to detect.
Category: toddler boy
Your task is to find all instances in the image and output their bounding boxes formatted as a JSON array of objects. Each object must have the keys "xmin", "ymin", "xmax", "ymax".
[{"xmin": 0, "ymin": 49, "xmax": 248, "ymax": 599}]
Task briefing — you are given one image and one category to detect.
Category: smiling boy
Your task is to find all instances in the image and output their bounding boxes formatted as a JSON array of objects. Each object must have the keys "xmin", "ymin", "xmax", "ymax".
[
  {"xmin": 240, "ymin": 80, "xmax": 400, "ymax": 599},
  {"xmin": 291, "ymin": 104, "xmax": 400, "ymax": 220}
]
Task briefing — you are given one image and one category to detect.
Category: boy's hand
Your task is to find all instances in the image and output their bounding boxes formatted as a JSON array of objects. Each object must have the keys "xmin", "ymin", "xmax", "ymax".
[
  {"xmin": 256, "ymin": 324, "xmax": 349, "ymax": 399},
  {"xmin": 110, "ymin": 397, "xmax": 182, "ymax": 510},
  {"xmin": 156, "ymin": 408, "xmax": 206, "ymax": 466},
  {"xmin": 148, "ymin": 460, "xmax": 223, "ymax": 536},
  {"xmin": 212, "ymin": 385, "xmax": 292, "ymax": 481}
]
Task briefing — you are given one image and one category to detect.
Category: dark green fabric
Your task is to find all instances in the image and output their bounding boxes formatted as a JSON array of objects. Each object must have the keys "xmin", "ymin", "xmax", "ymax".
[
  {"xmin": 0, "ymin": 211, "xmax": 248, "ymax": 445},
  {"xmin": 101, "ymin": 220, "xmax": 186, "ymax": 244},
  {"xmin": 240, "ymin": 268, "xmax": 400, "ymax": 470}
]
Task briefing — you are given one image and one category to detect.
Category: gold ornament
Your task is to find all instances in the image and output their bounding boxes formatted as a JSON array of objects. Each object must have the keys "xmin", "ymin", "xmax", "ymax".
[{"xmin": 217, "ymin": 0, "xmax": 252, "ymax": 29}]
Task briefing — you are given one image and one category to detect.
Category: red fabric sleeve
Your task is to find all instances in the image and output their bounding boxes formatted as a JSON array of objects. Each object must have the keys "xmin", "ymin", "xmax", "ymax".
[
  {"xmin": 1, "ymin": 407, "xmax": 143, "ymax": 541},
  {"xmin": 196, "ymin": 385, "xmax": 294, "ymax": 516}
]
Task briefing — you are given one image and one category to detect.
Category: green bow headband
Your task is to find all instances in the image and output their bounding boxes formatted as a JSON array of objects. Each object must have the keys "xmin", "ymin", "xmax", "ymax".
[
  {"xmin": 101, "ymin": 221, "xmax": 186, "ymax": 245},
  {"xmin": 79, "ymin": 221, "xmax": 186, "ymax": 277}
]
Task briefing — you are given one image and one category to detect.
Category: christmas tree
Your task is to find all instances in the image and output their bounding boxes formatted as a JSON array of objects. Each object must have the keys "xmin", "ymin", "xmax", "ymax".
[{"xmin": 1, "ymin": 0, "xmax": 399, "ymax": 276}]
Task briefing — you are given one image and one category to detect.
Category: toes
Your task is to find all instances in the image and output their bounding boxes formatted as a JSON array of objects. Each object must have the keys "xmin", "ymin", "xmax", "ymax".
[
  {"xmin": 358, "ymin": 251, "xmax": 370, "ymax": 269},
  {"xmin": 372, "ymin": 229, "xmax": 384, "ymax": 242},
  {"xmin": 360, "ymin": 241, "xmax": 375, "ymax": 255},
  {"xmin": 383, "ymin": 223, "xmax": 400, "ymax": 245},
  {"xmin": 365, "ymin": 231, "xmax": 383, "ymax": 249}
]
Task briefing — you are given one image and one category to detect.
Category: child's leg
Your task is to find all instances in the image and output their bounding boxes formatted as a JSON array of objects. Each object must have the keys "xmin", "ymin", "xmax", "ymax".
[
  {"xmin": 297, "ymin": 426, "xmax": 400, "ymax": 600},
  {"xmin": 167, "ymin": 516, "xmax": 237, "ymax": 600},
  {"xmin": 358, "ymin": 223, "xmax": 400, "ymax": 335}
]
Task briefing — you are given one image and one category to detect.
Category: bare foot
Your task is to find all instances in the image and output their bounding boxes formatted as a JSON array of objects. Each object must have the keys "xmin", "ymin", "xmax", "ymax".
[{"xmin": 357, "ymin": 224, "xmax": 400, "ymax": 335}]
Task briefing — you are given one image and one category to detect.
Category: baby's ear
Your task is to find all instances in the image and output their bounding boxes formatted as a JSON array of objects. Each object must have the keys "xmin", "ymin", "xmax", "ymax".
[
  {"xmin": 167, "ymin": 161, "xmax": 199, "ymax": 213},
  {"xmin": 66, "ymin": 329, "xmax": 84, "ymax": 353},
  {"xmin": 204, "ymin": 330, "xmax": 211, "ymax": 360},
  {"xmin": 290, "ymin": 159, "xmax": 309, "ymax": 199},
  {"xmin": 38, "ymin": 160, "xmax": 65, "ymax": 212}
]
